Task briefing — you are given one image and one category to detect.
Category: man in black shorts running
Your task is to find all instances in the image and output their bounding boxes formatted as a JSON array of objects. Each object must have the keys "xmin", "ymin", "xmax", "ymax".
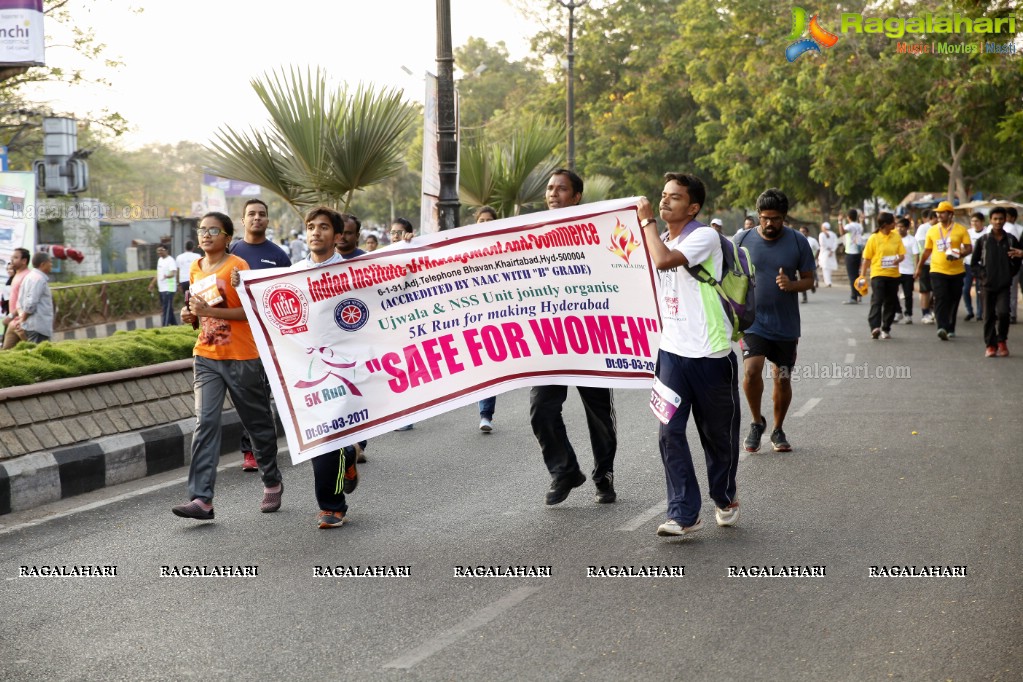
[{"xmin": 736, "ymin": 189, "xmax": 816, "ymax": 452}]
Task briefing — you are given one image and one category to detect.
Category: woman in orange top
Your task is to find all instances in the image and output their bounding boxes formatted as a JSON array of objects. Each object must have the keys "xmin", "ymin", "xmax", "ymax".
[{"xmin": 172, "ymin": 212, "xmax": 283, "ymax": 520}]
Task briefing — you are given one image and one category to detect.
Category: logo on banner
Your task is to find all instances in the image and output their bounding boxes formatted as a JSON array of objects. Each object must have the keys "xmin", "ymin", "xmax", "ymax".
[
  {"xmin": 293, "ymin": 346, "xmax": 363, "ymax": 396},
  {"xmin": 607, "ymin": 219, "xmax": 642, "ymax": 263},
  {"xmin": 334, "ymin": 298, "xmax": 369, "ymax": 331},
  {"xmin": 263, "ymin": 284, "xmax": 309, "ymax": 334}
]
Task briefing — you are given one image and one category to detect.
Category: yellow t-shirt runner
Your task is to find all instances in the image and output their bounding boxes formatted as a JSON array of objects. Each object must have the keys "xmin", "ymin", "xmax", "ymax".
[
  {"xmin": 862, "ymin": 230, "xmax": 906, "ymax": 279},
  {"xmin": 925, "ymin": 223, "xmax": 971, "ymax": 276}
]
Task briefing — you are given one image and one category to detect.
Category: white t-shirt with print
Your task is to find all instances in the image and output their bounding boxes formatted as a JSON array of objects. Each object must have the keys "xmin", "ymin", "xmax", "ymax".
[
  {"xmin": 656, "ymin": 226, "xmax": 733, "ymax": 359},
  {"xmin": 156, "ymin": 255, "xmax": 178, "ymax": 293}
]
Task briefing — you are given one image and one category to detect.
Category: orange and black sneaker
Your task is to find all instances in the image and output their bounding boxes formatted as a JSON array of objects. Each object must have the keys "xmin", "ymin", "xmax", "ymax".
[
  {"xmin": 317, "ymin": 511, "xmax": 345, "ymax": 529},
  {"xmin": 342, "ymin": 448, "xmax": 359, "ymax": 494}
]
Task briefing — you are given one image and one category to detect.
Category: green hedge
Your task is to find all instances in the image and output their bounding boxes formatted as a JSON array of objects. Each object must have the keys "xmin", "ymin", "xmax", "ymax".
[
  {"xmin": 0, "ymin": 327, "xmax": 198, "ymax": 389},
  {"xmin": 59, "ymin": 271, "xmax": 159, "ymax": 285},
  {"xmin": 52, "ymin": 276, "xmax": 175, "ymax": 331}
]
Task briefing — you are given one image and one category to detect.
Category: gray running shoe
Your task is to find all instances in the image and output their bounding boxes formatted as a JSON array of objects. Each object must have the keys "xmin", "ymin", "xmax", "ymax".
[
  {"xmin": 744, "ymin": 417, "xmax": 767, "ymax": 453},
  {"xmin": 770, "ymin": 428, "xmax": 792, "ymax": 452}
]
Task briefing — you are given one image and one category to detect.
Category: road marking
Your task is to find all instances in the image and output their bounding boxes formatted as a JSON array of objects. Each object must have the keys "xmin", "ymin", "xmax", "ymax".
[
  {"xmin": 793, "ymin": 397, "xmax": 821, "ymax": 418},
  {"xmin": 827, "ymin": 379, "xmax": 842, "ymax": 387},
  {"xmin": 844, "ymin": 353, "xmax": 856, "ymax": 364},
  {"xmin": 382, "ymin": 587, "xmax": 541, "ymax": 669},
  {"xmin": 0, "ymin": 459, "xmax": 240, "ymax": 536},
  {"xmin": 616, "ymin": 501, "xmax": 667, "ymax": 532},
  {"xmin": 847, "ymin": 338, "xmax": 856, "ymax": 347}
]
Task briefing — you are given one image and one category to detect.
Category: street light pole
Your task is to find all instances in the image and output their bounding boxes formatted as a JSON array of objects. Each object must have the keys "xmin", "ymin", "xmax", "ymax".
[
  {"xmin": 558, "ymin": 0, "xmax": 588, "ymax": 172},
  {"xmin": 436, "ymin": 0, "xmax": 460, "ymax": 231}
]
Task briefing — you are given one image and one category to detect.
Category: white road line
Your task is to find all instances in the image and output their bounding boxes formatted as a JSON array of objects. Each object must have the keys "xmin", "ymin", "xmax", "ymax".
[
  {"xmin": 616, "ymin": 501, "xmax": 666, "ymax": 532},
  {"xmin": 847, "ymin": 338, "xmax": 857, "ymax": 347},
  {"xmin": 0, "ymin": 461, "xmax": 235, "ymax": 536},
  {"xmin": 792, "ymin": 397, "xmax": 821, "ymax": 418},
  {"xmin": 383, "ymin": 587, "xmax": 541, "ymax": 669},
  {"xmin": 844, "ymin": 353, "xmax": 856, "ymax": 364}
]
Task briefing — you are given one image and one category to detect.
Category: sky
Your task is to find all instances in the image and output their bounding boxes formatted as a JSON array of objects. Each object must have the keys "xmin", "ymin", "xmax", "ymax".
[{"xmin": 23, "ymin": 0, "xmax": 546, "ymax": 148}]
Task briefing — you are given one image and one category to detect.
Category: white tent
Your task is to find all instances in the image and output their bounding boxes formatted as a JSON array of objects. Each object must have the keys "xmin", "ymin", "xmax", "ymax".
[{"xmin": 954, "ymin": 199, "xmax": 1023, "ymax": 214}]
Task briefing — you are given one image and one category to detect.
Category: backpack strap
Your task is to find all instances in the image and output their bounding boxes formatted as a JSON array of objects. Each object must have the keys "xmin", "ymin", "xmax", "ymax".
[{"xmin": 682, "ymin": 233, "xmax": 727, "ymax": 288}]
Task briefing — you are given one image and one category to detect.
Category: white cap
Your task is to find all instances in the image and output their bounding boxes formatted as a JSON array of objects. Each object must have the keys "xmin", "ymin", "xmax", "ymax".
[
  {"xmin": 710, "ymin": 218, "xmax": 723, "ymax": 226},
  {"xmin": 821, "ymin": 221, "xmax": 831, "ymax": 229}
]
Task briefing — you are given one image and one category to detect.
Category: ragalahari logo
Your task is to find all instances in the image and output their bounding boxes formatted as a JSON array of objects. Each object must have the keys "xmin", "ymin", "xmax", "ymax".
[
  {"xmin": 608, "ymin": 218, "xmax": 642, "ymax": 263},
  {"xmin": 787, "ymin": 7, "xmax": 840, "ymax": 62}
]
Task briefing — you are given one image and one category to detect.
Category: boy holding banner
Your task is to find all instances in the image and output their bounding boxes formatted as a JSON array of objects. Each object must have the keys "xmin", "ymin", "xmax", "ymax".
[{"xmin": 638, "ymin": 173, "xmax": 741, "ymax": 537}]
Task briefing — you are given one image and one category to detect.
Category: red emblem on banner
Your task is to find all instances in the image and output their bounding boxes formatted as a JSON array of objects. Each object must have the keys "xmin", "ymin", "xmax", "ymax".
[{"xmin": 262, "ymin": 284, "xmax": 309, "ymax": 334}]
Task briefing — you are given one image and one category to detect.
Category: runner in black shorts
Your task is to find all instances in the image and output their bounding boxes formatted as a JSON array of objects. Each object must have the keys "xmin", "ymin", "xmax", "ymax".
[
  {"xmin": 738, "ymin": 189, "xmax": 816, "ymax": 453},
  {"xmin": 740, "ymin": 334, "xmax": 798, "ymax": 374}
]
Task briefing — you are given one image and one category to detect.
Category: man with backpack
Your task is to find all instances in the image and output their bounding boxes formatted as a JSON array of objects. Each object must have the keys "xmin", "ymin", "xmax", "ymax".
[
  {"xmin": 638, "ymin": 172, "xmax": 741, "ymax": 537},
  {"xmin": 737, "ymin": 188, "xmax": 816, "ymax": 454}
]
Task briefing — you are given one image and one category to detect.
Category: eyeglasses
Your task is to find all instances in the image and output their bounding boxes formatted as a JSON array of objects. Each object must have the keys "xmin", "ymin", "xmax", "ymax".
[
  {"xmin": 389, "ymin": 230, "xmax": 405, "ymax": 237},
  {"xmin": 758, "ymin": 216, "xmax": 785, "ymax": 225},
  {"xmin": 198, "ymin": 227, "xmax": 224, "ymax": 237}
]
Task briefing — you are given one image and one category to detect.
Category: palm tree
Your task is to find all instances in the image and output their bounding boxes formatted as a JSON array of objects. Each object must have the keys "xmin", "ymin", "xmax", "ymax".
[
  {"xmin": 204, "ymin": 66, "xmax": 419, "ymax": 214},
  {"xmin": 582, "ymin": 174, "xmax": 615, "ymax": 204},
  {"xmin": 459, "ymin": 114, "xmax": 564, "ymax": 218}
]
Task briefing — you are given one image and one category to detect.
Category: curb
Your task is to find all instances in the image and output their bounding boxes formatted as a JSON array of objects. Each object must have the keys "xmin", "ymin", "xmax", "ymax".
[
  {"xmin": 0, "ymin": 411, "xmax": 244, "ymax": 515},
  {"xmin": 52, "ymin": 313, "xmax": 165, "ymax": 342}
]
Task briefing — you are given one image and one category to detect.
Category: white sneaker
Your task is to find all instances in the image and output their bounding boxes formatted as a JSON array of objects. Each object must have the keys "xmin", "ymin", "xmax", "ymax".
[
  {"xmin": 656, "ymin": 517, "xmax": 703, "ymax": 536},
  {"xmin": 479, "ymin": 417, "xmax": 493, "ymax": 433},
  {"xmin": 715, "ymin": 502, "xmax": 740, "ymax": 527},
  {"xmin": 922, "ymin": 314, "xmax": 935, "ymax": 325},
  {"xmin": 893, "ymin": 312, "xmax": 903, "ymax": 323},
  {"xmin": 880, "ymin": 330, "xmax": 891, "ymax": 339}
]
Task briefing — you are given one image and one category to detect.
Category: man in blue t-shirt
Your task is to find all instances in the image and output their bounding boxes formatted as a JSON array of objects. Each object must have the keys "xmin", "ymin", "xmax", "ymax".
[
  {"xmin": 230, "ymin": 198, "xmax": 291, "ymax": 271},
  {"xmin": 228, "ymin": 198, "xmax": 291, "ymax": 472},
  {"xmin": 735, "ymin": 188, "xmax": 815, "ymax": 454}
]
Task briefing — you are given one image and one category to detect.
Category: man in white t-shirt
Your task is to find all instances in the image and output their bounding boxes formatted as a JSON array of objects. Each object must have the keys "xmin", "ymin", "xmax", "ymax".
[
  {"xmin": 840, "ymin": 209, "xmax": 865, "ymax": 303},
  {"xmin": 176, "ymin": 241, "xmax": 201, "ymax": 296},
  {"xmin": 895, "ymin": 217, "xmax": 919, "ymax": 323},
  {"xmin": 638, "ymin": 172, "xmax": 740, "ymax": 538},
  {"xmin": 914, "ymin": 211, "xmax": 937, "ymax": 323},
  {"xmin": 148, "ymin": 244, "xmax": 177, "ymax": 326},
  {"xmin": 798, "ymin": 226, "xmax": 819, "ymax": 303},
  {"xmin": 817, "ymin": 221, "xmax": 838, "ymax": 287},
  {"xmin": 963, "ymin": 212, "xmax": 988, "ymax": 321}
]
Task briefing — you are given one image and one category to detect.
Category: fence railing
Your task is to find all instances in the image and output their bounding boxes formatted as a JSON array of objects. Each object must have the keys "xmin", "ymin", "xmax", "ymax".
[{"xmin": 52, "ymin": 277, "xmax": 180, "ymax": 331}]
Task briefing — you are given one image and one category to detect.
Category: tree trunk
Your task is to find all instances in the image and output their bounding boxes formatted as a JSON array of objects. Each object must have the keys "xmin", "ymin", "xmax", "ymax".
[{"xmin": 943, "ymin": 134, "xmax": 969, "ymax": 204}]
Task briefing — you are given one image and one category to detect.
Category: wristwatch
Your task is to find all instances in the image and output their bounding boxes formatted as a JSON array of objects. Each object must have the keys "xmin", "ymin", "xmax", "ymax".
[{"xmin": 640, "ymin": 218, "xmax": 657, "ymax": 228}]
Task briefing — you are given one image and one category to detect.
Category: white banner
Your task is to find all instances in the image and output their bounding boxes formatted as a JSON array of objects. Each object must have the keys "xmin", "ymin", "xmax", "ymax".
[
  {"xmin": 238, "ymin": 197, "xmax": 661, "ymax": 464},
  {"xmin": 0, "ymin": 1, "xmax": 45, "ymax": 66}
]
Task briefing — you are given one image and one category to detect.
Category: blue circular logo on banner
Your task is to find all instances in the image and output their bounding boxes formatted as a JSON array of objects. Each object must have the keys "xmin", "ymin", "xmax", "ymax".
[{"xmin": 334, "ymin": 298, "xmax": 369, "ymax": 331}]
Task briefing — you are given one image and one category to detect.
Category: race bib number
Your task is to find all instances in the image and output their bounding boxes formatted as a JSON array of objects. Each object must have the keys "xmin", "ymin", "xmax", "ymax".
[
  {"xmin": 880, "ymin": 256, "xmax": 897, "ymax": 269},
  {"xmin": 937, "ymin": 238, "xmax": 950, "ymax": 252},
  {"xmin": 650, "ymin": 378, "xmax": 683, "ymax": 425}
]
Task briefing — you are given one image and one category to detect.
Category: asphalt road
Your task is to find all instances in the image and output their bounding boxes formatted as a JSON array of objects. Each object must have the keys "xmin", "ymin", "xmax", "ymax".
[{"xmin": 2, "ymin": 285, "xmax": 1021, "ymax": 681}]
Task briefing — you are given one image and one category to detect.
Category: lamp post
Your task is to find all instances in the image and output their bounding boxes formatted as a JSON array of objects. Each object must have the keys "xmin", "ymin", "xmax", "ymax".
[
  {"xmin": 436, "ymin": 0, "xmax": 460, "ymax": 231},
  {"xmin": 558, "ymin": 0, "xmax": 588, "ymax": 172}
]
